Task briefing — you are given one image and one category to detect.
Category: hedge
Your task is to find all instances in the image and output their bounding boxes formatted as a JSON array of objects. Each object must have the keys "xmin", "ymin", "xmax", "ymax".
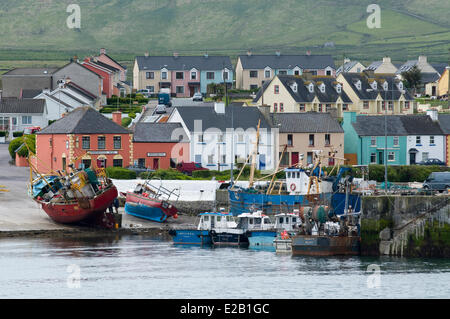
[
  {"xmin": 122, "ymin": 117, "xmax": 132, "ymax": 127},
  {"xmin": 8, "ymin": 135, "xmax": 36, "ymax": 159},
  {"xmin": 367, "ymin": 165, "xmax": 450, "ymax": 183},
  {"xmin": 13, "ymin": 131, "xmax": 24, "ymax": 137},
  {"xmin": 106, "ymin": 167, "xmax": 137, "ymax": 180},
  {"xmin": 140, "ymin": 169, "xmax": 193, "ymax": 180},
  {"xmin": 0, "ymin": 131, "xmax": 6, "ymax": 137},
  {"xmin": 100, "ymin": 105, "xmax": 143, "ymax": 114}
]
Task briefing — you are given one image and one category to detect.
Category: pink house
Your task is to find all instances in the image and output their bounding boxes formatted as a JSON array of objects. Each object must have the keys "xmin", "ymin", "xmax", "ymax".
[{"xmin": 96, "ymin": 48, "xmax": 127, "ymax": 82}]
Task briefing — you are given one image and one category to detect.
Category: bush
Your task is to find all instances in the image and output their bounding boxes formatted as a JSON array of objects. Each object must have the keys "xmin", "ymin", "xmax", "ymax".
[
  {"xmin": 121, "ymin": 117, "xmax": 132, "ymax": 127},
  {"xmin": 368, "ymin": 165, "xmax": 450, "ymax": 182},
  {"xmin": 0, "ymin": 131, "xmax": 6, "ymax": 137},
  {"xmin": 128, "ymin": 112, "xmax": 136, "ymax": 119},
  {"xmin": 13, "ymin": 131, "xmax": 24, "ymax": 137},
  {"xmin": 106, "ymin": 167, "xmax": 137, "ymax": 179},
  {"xmin": 140, "ymin": 169, "xmax": 193, "ymax": 180},
  {"xmin": 8, "ymin": 135, "xmax": 36, "ymax": 159}
]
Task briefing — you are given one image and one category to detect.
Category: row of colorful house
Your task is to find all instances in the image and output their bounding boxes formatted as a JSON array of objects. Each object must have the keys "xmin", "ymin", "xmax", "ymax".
[{"xmin": 32, "ymin": 104, "xmax": 450, "ymax": 175}]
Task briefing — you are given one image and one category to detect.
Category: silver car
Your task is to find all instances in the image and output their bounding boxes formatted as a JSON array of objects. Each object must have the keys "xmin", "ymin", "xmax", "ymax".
[
  {"xmin": 192, "ymin": 92, "xmax": 203, "ymax": 101},
  {"xmin": 154, "ymin": 104, "xmax": 166, "ymax": 114}
]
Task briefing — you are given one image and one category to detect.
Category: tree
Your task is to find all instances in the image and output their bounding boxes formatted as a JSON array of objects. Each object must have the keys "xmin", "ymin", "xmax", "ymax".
[{"xmin": 401, "ymin": 65, "xmax": 422, "ymax": 96}]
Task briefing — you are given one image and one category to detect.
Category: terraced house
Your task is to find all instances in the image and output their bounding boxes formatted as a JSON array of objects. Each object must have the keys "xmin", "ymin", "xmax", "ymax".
[
  {"xmin": 133, "ymin": 53, "xmax": 233, "ymax": 97},
  {"xmin": 235, "ymin": 52, "xmax": 335, "ymax": 90},
  {"xmin": 253, "ymin": 74, "xmax": 352, "ymax": 118},
  {"xmin": 337, "ymin": 71, "xmax": 415, "ymax": 115}
]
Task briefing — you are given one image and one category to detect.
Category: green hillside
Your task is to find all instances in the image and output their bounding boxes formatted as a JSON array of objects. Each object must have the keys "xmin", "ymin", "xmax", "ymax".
[{"xmin": 0, "ymin": 0, "xmax": 449, "ymax": 64}]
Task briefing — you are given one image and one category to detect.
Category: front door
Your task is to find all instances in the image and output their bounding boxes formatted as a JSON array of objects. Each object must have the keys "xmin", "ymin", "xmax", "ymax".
[
  {"xmin": 153, "ymin": 158, "xmax": 160, "ymax": 170},
  {"xmin": 410, "ymin": 152, "xmax": 416, "ymax": 165},
  {"xmin": 291, "ymin": 152, "xmax": 299, "ymax": 166},
  {"xmin": 259, "ymin": 154, "xmax": 266, "ymax": 170},
  {"xmin": 378, "ymin": 151, "xmax": 384, "ymax": 165}
]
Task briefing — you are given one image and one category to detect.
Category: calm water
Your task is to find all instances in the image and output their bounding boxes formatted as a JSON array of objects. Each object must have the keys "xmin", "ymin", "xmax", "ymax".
[{"xmin": 0, "ymin": 235, "xmax": 449, "ymax": 299}]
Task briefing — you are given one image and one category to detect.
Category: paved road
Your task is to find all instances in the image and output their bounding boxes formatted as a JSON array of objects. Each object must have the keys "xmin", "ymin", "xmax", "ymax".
[{"xmin": 0, "ymin": 143, "xmax": 194, "ymax": 233}]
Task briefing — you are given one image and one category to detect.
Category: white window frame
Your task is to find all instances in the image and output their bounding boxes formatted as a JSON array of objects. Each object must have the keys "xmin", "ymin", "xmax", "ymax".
[{"xmin": 388, "ymin": 151, "xmax": 395, "ymax": 162}]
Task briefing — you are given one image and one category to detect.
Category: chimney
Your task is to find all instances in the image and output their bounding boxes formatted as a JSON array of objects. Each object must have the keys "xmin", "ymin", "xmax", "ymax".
[
  {"xmin": 382, "ymin": 56, "xmax": 391, "ymax": 63},
  {"xmin": 100, "ymin": 48, "xmax": 106, "ymax": 55},
  {"xmin": 204, "ymin": 52, "xmax": 209, "ymax": 58},
  {"xmin": 247, "ymin": 50, "xmax": 252, "ymax": 57},
  {"xmin": 344, "ymin": 58, "xmax": 350, "ymax": 64},
  {"xmin": 173, "ymin": 52, "xmax": 179, "ymax": 58},
  {"xmin": 426, "ymin": 109, "xmax": 438, "ymax": 122},
  {"xmin": 275, "ymin": 50, "xmax": 281, "ymax": 57},
  {"xmin": 418, "ymin": 55, "xmax": 427, "ymax": 63},
  {"xmin": 214, "ymin": 102, "xmax": 225, "ymax": 114},
  {"xmin": 302, "ymin": 71, "xmax": 313, "ymax": 81},
  {"xmin": 306, "ymin": 50, "xmax": 311, "ymax": 56},
  {"xmin": 144, "ymin": 51, "xmax": 149, "ymax": 57},
  {"xmin": 112, "ymin": 111, "xmax": 122, "ymax": 126}
]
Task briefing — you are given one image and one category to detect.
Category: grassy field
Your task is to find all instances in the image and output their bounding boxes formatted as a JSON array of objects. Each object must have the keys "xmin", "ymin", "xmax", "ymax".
[{"xmin": 0, "ymin": 0, "xmax": 448, "ymax": 68}]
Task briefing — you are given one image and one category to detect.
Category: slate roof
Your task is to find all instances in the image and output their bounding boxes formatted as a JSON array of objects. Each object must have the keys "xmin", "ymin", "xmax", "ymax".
[
  {"xmin": 336, "ymin": 61, "xmax": 362, "ymax": 75},
  {"xmin": 272, "ymin": 112, "xmax": 344, "ymax": 133},
  {"xmin": 341, "ymin": 73, "xmax": 414, "ymax": 101},
  {"xmin": 0, "ymin": 99, "xmax": 46, "ymax": 114},
  {"xmin": 21, "ymin": 89, "xmax": 42, "ymax": 99},
  {"xmin": 136, "ymin": 55, "xmax": 232, "ymax": 71},
  {"xmin": 239, "ymin": 54, "xmax": 335, "ymax": 70},
  {"xmin": 87, "ymin": 59, "xmax": 120, "ymax": 73},
  {"xmin": 2, "ymin": 68, "xmax": 57, "ymax": 76},
  {"xmin": 437, "ymin": 114, "xmax": 450, "ymax": 134},
  {"xmin": 352, "ymin": 115, "xmax": 443, "ymax": 136},
  {"xmin": 174, "ymin": 106, "xmax": 272, "ymax": 132},
  {"xmin": 38, "ymin": 107, "xmax": 129, "ymax": 134},
  {"xmin": 432, "ymin": 63, "xmax": 448, "ymax": 76},
  {"xmin": 133, "ymin": 123, "xmax": 188, "ymax": 143}
]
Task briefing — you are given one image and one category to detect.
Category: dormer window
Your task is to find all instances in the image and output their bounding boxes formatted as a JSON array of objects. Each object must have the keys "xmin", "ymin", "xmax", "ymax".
[
  {"xmin": 291, "ymin": 83, "xmax": 298, "ymax": 93},
  {"xmin": 355, "ymin": 80, "xmax": 361, "ymax": 90},
  {"xmin": 383, "ymin": 81, "xmax": 388, "ymax": 91},
  {"xmin": 371, "ymin": 81, "xmax": 377, "ymax": 90},
  {"xmin": 336, "ymin": 84, "xmax": 342, "ymax": 93},
  {"xmin": 398, "ymin": 82, "xmax": 404, "ymax": 90},
  {"xmin": 319, "ymin": 83, "xmax": 325, "ymax": 93},
  {"xmin": 308, "ymin": 83, "xmax": 314, "ymax": 93}
]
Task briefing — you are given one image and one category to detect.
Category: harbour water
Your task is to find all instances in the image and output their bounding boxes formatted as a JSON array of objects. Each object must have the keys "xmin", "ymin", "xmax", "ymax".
[{"xmin": 0, "ymin": 235, "xmax": 449, "ymax": 299}]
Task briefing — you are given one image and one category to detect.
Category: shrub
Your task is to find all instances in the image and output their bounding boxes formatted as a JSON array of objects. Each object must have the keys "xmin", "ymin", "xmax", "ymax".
[
  {"xmin": 128, "ymin": 112, "xmax": 136, "ymax": 119},
  {"xmin": 121, "ymin": 117, "xmax": 132, "ymax": 127},
  {"xmin": 13, "ymin": 131, "xmax": 24, "ymax": 137},
  {"xmin": 0, "ymin": 131, "xmax": 6, "ymax": 137},
  {"xmin": 106, "ymin": 167, "xmax": 137, "ymax": 179},
  {"xmin": 140, "ymin": 169, "xmax": 193, "ymax": 180},
  {"xmin": 368, "ymin": 165, "xmax": 450, "ymax": 182},
  {"xmin": 8, "ymin": 134, "xmax": 36, "ymax": 159}
]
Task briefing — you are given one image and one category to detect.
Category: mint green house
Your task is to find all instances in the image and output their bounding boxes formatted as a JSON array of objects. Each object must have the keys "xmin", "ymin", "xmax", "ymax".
[{"xmin": 343, "ymin": 112, "xmax": 408, "ymax": 165}]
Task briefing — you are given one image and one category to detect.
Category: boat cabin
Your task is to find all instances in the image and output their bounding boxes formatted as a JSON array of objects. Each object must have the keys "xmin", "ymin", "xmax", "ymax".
[
  {"xmin": 197, "ymin": 211, "xmax": 236, "ymax": 231},
  {"xmin": 236, "ymin": 211, "xmax": 273, "ymax": 231},
  {"xmin": 274, "ymin": 212, "xmax": 302, "ymax": 231},
  {"xmin": 285, "ymin": 168, "xmax": 333, "ymax": 195}
]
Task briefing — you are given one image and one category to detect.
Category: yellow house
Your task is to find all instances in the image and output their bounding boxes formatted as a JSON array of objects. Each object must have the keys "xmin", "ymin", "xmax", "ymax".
[
  {"xmin": 337, "ymin": 72, "xmax": 415, "ymax": 115},
  {"xmin": 438, "ymin": 67, "xmax": 450, "ymax": 98},
  {"xmin": 253, "ymin": 74, "xmax": 352, "ymax": 118}
]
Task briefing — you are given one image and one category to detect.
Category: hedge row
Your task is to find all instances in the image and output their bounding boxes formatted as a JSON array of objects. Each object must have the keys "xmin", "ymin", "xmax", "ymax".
[
  {"xmin": 13, "ymin": 131, "xmax": 24, "ymax": 137},
  {"xmin": 0, "ymin": 131, "xmax": 6, "ymax": 137},
  {"xmin": 140, "ymin": 169, "xmax": 193, "ymax": 180},
  {"xmin": 106, "ymin": 167, "xmax": 137, "ymax": 180},
  {"xmin": 107, "ymin": 96, "xmax": 149, "ymax": 105},
  {"xmin": 367, "ymin": 165, "xmax": 450, "ymax": 183},
  {"xmin": 100, "ymin": 105, "xmax": 143, "ymax": 114}
]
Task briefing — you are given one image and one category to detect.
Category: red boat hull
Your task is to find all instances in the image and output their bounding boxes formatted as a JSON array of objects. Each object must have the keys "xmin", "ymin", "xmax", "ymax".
[{"xmin": 36, "ymin": 185, "xmax": 118, "ymax": 224}]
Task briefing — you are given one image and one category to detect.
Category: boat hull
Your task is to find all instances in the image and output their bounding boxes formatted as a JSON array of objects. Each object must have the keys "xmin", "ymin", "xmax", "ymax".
[
  {"xmin": 291, "ymin": 235, "xmax": 360, "ymax": 256},
  {"xmin": 37, "ymin": 185, "xmax": 118, "ymax": 224},
  {"xmin": 211, "ymin": 231, "xmax": 249, "ymax": 247},
  {"xmin": 170, "ymin": 229, "xmax": 212, "ymax": 245},
  {"xmin": 274, "ymin": 238, "xmax": 292, "ymax": 253},
  {"xmin": 124, "ymin": 192, "xmax": 178, "ymax": 223},
  {"xmin": 248, "ymin": 230, "xmax": 277, "ymax": 248}
]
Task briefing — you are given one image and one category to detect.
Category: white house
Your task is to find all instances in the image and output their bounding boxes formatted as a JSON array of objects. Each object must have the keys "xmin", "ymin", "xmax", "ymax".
[{"xmin": 168, "ymin": 104, "xmax": 278, "ymax": 171}]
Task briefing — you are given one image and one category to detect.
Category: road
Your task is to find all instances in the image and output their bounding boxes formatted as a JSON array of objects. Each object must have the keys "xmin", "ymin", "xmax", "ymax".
[
  {"xmin": 0, "ymin": 143, "xmax": 195, "ymax": 234},
  {"xmin": 140, "ymin": 98, "xmax": 213, "ymax": 123}
]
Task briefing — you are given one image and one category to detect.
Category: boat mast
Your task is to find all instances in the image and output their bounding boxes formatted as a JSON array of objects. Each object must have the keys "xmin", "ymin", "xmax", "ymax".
[{"xmin": 248, "ymin": 119, "xmax": 261, "ymax": 189}]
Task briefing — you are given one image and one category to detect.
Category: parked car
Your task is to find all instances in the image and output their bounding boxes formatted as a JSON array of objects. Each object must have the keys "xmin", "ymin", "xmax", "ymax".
[
  {"xmin": 127, "ymin": 165, "xmax": 155, "ymax": 175},
  {"xmin": 417, "ymin": 158, "xmax": 446, "ymax": 166},
  {"xmin": 154, "ymin": 104, "xmax": 167, "ymax": 114},
  {"xmin": 136, "ymin": 89, "xmax": 151, "ymax": 97},
  {"xmin": 176, "ymin": 162, "xmax": 208, "ymax": 175},
  {"xmin": 422, "ymin": 172, "xmax": 450, "ymax": 192},
  {"xmin": 24, "ymin": 126, "xmax": 41, "ymax": 134},
  {"xmin": 192, "ymin": 92, "xmax": 203, "ymax": 101}
]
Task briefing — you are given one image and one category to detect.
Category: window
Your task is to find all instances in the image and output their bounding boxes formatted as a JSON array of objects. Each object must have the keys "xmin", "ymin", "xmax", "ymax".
[
  {"xmin": 388, "ymin": 101, "xmax": 393, "ymax": 110},
  {"xmin": 326, "ymin": 69, "xmax": 332, "ymax": 76},
  {"xmin": 416, "ymin": 136, "xmax": 421, "ymax": 145},
  {"xmin": 250, "ymin": 84, "xmax": 258, "ymax": 91},
  {"xmin": 309, "ymin": 134, "xmax": 314, "ymax": 146},
  {"xmin": 422, "ymin": 152, "xmax": 429, "ymax": 161},
  {"xmin": 326, "ymin": 104, "xmax": 331, "ymax": 112},
  {"xmin": 22, "ymin": 116, "xmax": 32, "ymax": 125},
  {"xmin": 138, "ymin": 158, "xmax": 146, "ymax": 168},
  {"xmin": 206, "ymin": 72, "xmax": 215, "ymax": 80},
  {"xmin": 198, "ymin": 134, "xmax": 204, "ymax": 143},
  {"xmin": 82, "ymin": 136, "xmax": 90, "ymax": 150},
  {"xmin": 279, "ymin": 103, "xmax": 284, "ymax": 112},
  {"xmin": 176, "ymin": 72, "xmax": 184, "ymax": 80},
  {"xmin": 208, "ymin": 155, "xmax": 214, "ymax": 165},
  {"xmin": 430, "ymin": 136, "xmax": 435, "ymax": 145},
  {"xmin": 195, "ymin": 154, "xmax": 202, "ymax": 163},
  {"xmin": 273, "ymin": 103, "xmax": 278, "ymax": 112},
  {"xmin": 274, "ymin": 85, "xmax": 279, "ymax": 94},
  {"xmin": 191, "ymin": 71, "xmax": 197, "ymax": 80},
  {"xmin": 279, "ymin": 152, "xmax": 289, "ymax": 166},
  {"xmin": 223, "ymin": 71, "xmax": 229, "ymax": 81},
  {"xmin": 343, "ymin": 104, "xmax": 348, "ymax": 111},
  {"xmin": 371, "ymin": 136, "xmax": 376, "ymax": 146},
  {"xmin": 388, "ymin": 152, "xmax": 395, "ymax": 161},
  {"xmin": 287, "ymin": 134, "xmax": 293, "ymax": 147},
  {"xmin": 221, "ymin": 155, "xmax": 226, "ymax": 164},
  {"xmin": 161, "ymin": 71, "xmax": 167, "ymax": 80},
  {"xmin": 250, "ymin": 70, "xmax": 258, "ymax": 78},
  {"xmin": 370, "ymin": 153, "xmax": 376, "ymax": 164},
  {"xmin": 98, "ymin": 136, "xmax": 106, "ymax": 149},
  {"xmin": 405, "ymin": 101, "xmax": 410, "ymax": 109},
  {"xmin": 238, "ymin": 134, "xmax": 244, "ymax": 143},
  {"xmin": 146, "ymin": 86, "xmax": 155, "ymax": 93},
  {"xmin": 363, "ymin": 101, "xmax": 369, "ymax": 109},
  {"xmin": 113, "ymin": 136, "xmax": 121, "ymax": 149},
  {"xmin": 299, "ymin": 104, "xmax": 305, "ymax": 111},
  {"xmin": 218, "ymin": 134, "xmax": 224, "ymax": 143},
  {"xmin": 82, "ymin": 159, "xmax": 91, "ymax": 169},
  {"xmin": 265, "ymin": 70, "xmax": 271, "ymax": 78},
  {"xmin": 278, "ymin": 70, "xmax": 287, "ymax": 75},
  {"xmin": 307, "ymin": 152, "xmax": 313, "ymax": 164},
  {"xmin": 146, "ymin": 72, "xmax": 154, "ymax": 79},
  {"xmin": 318, "ymin": 104, "xmax": 323, "ymax": 112},
  {"xmin": 176, "ymin": 86, "xmax": 184, "ymax": 94},
  {"xmin": 294, "ymin": 69, "xmax": 301, "ymax": 76},
  {"xmin": 382, "ymin": 101, "xmax": 386, "ymax": 111},
  {"xmin": 325, "ymin": 134, "xmax": 331, "ymax": 146},
  {"xmin": 216, "ymin": 216, "xmax": 222, "ymax": 222},
  {"xmin": 113, "ymin": 159, "xmax": 123, "ymax": 167},
  {"xmin": 393, "ymin": 136, "xmax": 399, "ymax": 146}
]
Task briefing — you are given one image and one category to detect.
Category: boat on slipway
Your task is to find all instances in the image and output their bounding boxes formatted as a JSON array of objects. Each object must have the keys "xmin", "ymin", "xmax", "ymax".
[{"xmin": 123, "ymin": 179, "xmax": 180, "ymax": 223}]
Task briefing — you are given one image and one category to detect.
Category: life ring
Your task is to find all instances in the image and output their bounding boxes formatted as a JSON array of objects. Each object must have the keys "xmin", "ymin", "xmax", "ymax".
[{"xmin": 290, "ymin": 183, "xmax": 297, "ymax": 192}]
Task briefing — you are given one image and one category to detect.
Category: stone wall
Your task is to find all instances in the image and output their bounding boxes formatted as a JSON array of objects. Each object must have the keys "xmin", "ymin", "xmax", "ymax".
[{"xmin": 360, "ymin": 195, "xmax": 450, "ymax": 257}]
